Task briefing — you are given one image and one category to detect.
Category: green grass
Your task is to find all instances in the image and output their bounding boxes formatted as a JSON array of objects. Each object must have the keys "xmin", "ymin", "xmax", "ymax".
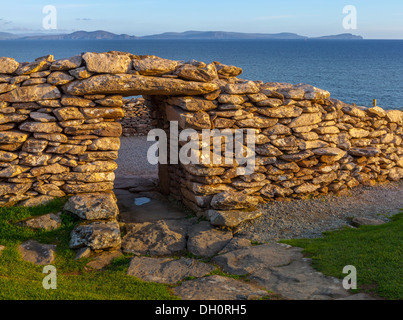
[
  {"xmin": 0, "ymin": 199, "xmax": 178, "ymax": 300},
  {"xmin": 282, "ymin": 211, "xmax": 403, "ymax": 300}
]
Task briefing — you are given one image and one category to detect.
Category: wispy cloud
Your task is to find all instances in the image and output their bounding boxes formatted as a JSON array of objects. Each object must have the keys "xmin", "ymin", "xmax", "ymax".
[{"xmin": 76, "ymin": 18, "xmax": 92, "ymax": 21}]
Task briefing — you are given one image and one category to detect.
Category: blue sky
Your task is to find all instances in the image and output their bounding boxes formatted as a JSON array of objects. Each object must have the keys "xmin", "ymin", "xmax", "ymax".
[{"xmin": 1, "ymin": 0, "xmax": 403, "ymax": 38}]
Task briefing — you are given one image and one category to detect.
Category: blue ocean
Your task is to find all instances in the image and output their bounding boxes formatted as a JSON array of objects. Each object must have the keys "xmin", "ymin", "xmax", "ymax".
[{"xmin": 0, "ymin": 39, "xmax": 402, "ymax": 110}]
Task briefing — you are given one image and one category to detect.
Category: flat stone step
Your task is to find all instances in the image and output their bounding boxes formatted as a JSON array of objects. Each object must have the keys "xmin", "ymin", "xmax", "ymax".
[
  {"xmin": 121, "ymin": 219, "xmax": 191, "ymax": 256},
  {"xmin": 18, "ymin": 240, "xmax": 56, "ymax": 265},
  {"xmin": 115, "ymin": 189, "xmax": 189, "ymax": 223},
  {"xmin": 173, "ymin": 275, "xmax": 268, "ymax": 300},
  {"xmin": 127, "ymin": 257, "xmax": 215, "ymax": 284}
]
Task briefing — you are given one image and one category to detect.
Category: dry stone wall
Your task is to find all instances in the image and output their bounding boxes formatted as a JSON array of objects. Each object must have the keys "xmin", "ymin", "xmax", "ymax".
[
  {"xmin": 147, "ymin": 82, "xmax": 403, "ymax": 224},
  {"xmin": 120, "ymin": 98, "xmax": 156, "ymax": 136},
  {"xmin": 0, "ymin": 51, "xmax": 402, "ymax": 234}
]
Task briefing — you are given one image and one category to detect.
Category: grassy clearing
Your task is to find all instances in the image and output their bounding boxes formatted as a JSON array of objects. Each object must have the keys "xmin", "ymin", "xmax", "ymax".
[
  {"xmin": 0, "ymin": 199, "xmax": 178, "ymax": 300},
  {"xmin": 282, "ymin": 211, "xmax": 403, "ymax": 300}
]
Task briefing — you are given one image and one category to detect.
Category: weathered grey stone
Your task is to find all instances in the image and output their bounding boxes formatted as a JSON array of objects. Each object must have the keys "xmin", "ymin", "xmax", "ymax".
[
  {"xmin": 50, "ymin": 55, "xmax": 83, "ymax": 71},
  {"xmin": 294, "ymin": 183, "xmax": 320, "ymax": 194},
  {"xmin": 19, "ymin": 121, "xmax": 62, "ymax": 133},
  {"xmin": 167, "ymin": 96, "xmax": 217, "ymax": 111},
  {"xmin": 257, "ymin": 105, "xmax": 303, "ymax": 118},
  {"xmin": 86, "ymin": 250, "xmax": 123, "ymax": 270},
  {"xmin": 166, "ymin": 105, "xmax": 211, "ymax": 130},
  {"xmin": 69, "ymin": 67, "xmax": 93, "ymax": 79},
  {"xmin": 0, "ymin": 83, "xmax": 17, "ymax": 94},
  {"xmin": 30, "ymin": 163, "xmax": 68, "ymax": 176},
  {"xmin": 74, "ymin": 247, "xmax": 92, "ymax": 260},
  {"xmin": 0, "ymin": 57, "xmax": 19, "ymax": 74},
  {"xmin": 95, "ymin": 95, "xmax": 123, "ymax": 107},
  {"xmin": 289, "ymin": 112, "xmax": 322, "ymax": 128},
  {"xmin": 389, "ymin": 167, "xmax": 403, "ymax": 181},
  {"xmin": 207, "ymin": 209, "xmax": 262, "ymax": 228},
  {"xmin": 0, "ymin": 131, "xmax": 29, "ymax": 144},
  {"xmin": 187, "ymin": 221, "xmax": 232, "ymax": 257},
  {"xmin": 18, "ymin": 240, "xmax": 56, "ymax": 265},
  {"xmin": 22, "ymin": 138, "xmax": 48, "ymax": 153},
  {"xmin": 62, "ymin": 182, "xmax": 115, "ymax": 194},
  {"xmin": 64, "ymin": 192, "xmax": 118, "ymax": 220},
  {"xmin": 260, "ymin": 184, "xmax": 289, "ymax": 198},
  {"xmin": 15, "ymin": 56, "xmax": 52, "ymax": 75},
  {"xmin": 121, "ymin": 220, "xmax": 189, "ymax": 255},
  {"xmin": 251, "ymin": 258, "xmax": 350, "ymax": 300},
  {"xmin": 63, "ymin": 74, "xmax": 219, "ymax": 96},
  {"xmin": 349, "ymin": 128, "xmax": 370, "ymax": 138},
  {"xmin": 351, "ymin": 217, "xmax": 385, "ymax": 227},
  {"xmin": 79, "ymin": 151, "xmax": 118, "ymax": 161},
  {"xmin": 213, "ymin": 243, "xmax": 303, "ymax": 275},
  {"xmin": 210, "ymin": 191, "xmax": 260, "ymax": 211},
  {"xmin": 236, "ymin": 116, "xmax": 278, "ymax": 128},
  {"xmin": 0, "ymin": 150, "xmax": 18, "ymax": 162},
  {"xmin": 47, "ymin": 71, "xmax": 75, "ymax": 85},
  {"xmin": 133, "ymin": 56, "xmax": 178, "ymax": 76},
  {"xmin": 127, "ymin": 257, "xmax": 215, "ymax": 284},
  {"xmin": 0, "ymin": 182, "xmax": 32, "ymax": 196},
  {"xmin": 0, "ymin": 165, "xmax": 29, "ymax": 178},
  {"xmin": 218, "ymin": 237, "xmax": 252, "ymax": 254},
  {"xmin": 349, "ymin": 147, "xmax": 380, "ymax": 157},
  {"xmin": 367, "ymin": 106, "xmax": 386, "ymax": 118},
  {"xmin": 82, "ymin": 52, "xmax": 131, "ymax": 74},
  {"xmin": 0, "ymin": 84, "xmax": 61, "ymax": 102},
  {"xmin": 69, "ymin": 220, "xmax": 121, "ymax": 250},
  {"xmin": 214, "ymin": 62, "xmax": 243, "ymax": 78},
  {"xmin": 225, "ymin": 81, "xmax": 260, "ymax": 94},
  {"xmin": 29, "ymin": 112, "xmax": 57, "ymax": 123},
  {"xmin": 63, "ymin": 122, "xmax": 122, "ymax": 137},
  {"xmin": 80, "ymin": 107, "xmax": 124, "ymax": 119},
  {"xmin": 176, "ymin": 63, "xmax": 218, "ymax": 82},
  {"xmin": 255, "ymin": 144, "xmax": 283, "ymax": 157},
  {"xmin": 385, "ymin": 110, "xmax": 403, "ymax": 124},
  {"xmin": 87, "ymin": 137, "xmax": 120, "ymax": 151},
  {"xmin": 21, "ymin": 212, "xmax": 61, "ymax": 230},
  {"xmin": 174, "ymin": 275, "xmax": 268, "ymax": 300}
]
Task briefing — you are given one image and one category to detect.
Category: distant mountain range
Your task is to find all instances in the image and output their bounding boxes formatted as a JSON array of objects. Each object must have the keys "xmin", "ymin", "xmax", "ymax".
[{"xmin": 0, "ymin": 30, "xmax": 363, "ymax": 40}]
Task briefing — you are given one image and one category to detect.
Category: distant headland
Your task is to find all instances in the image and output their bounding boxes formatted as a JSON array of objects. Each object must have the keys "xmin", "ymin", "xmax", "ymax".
[{"xmin": 0, "ymin": 30, "xmax": 363, "ymax": 41}]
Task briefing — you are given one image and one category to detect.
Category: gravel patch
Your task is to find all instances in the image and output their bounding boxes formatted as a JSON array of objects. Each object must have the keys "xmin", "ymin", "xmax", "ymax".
[
  {"xmin": 237, "ymin": 181, "xmax": 403, "ymax": 243},
  {"xmin": 116, "ymin": 136, "xmax": 157, "ymax": 179}
]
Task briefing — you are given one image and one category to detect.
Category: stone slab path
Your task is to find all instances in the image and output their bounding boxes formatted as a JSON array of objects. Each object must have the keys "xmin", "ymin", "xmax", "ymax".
[
  {"xmin": 114, "ymin": 176, "xmax": 377, "ymax": 300},
  {"xmin": 122, "ymin": 224, "xmax": 375, "ymax": 300},
  {"xmin": 12, "ymin": 175, "xmax": 382, "ymax": 300}
]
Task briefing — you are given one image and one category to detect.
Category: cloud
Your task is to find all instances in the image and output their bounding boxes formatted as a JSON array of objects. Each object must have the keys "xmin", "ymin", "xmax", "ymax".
[{"xmin": 76, "ymin": 18, "xmax": 92, "ymax": 21}]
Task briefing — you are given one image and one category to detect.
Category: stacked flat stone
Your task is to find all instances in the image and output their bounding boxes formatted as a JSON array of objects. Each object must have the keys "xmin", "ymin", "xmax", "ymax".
[
  {"xmin": 0, "ymin": 52, "xmax": 402, "ymax": 228},
  {"xmin": 0, "ymin": 54, "xmax": 124, "ymax": 206},
  {"xmin": 119, "ymin": 97, "xmax": 156, "ymax": 136},
  {"xmin": 143, "ymin": 76, "xmax": 403, "ymax": 218}
]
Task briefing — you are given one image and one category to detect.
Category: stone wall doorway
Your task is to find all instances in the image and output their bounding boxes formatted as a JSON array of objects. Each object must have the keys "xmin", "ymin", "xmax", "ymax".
[{"xmin": 113, "ymin": 97, "xmax": 189, "ymax": 225}]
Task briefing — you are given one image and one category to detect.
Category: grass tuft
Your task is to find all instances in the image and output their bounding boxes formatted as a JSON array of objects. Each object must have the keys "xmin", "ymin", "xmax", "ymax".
[
  {"xmin": 281, "ymin": 211, "xmax": 403, "ymax": 300},
  {"xmin": 0, "ymin": 199, "xmax": 178, "ymax": 300}
]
